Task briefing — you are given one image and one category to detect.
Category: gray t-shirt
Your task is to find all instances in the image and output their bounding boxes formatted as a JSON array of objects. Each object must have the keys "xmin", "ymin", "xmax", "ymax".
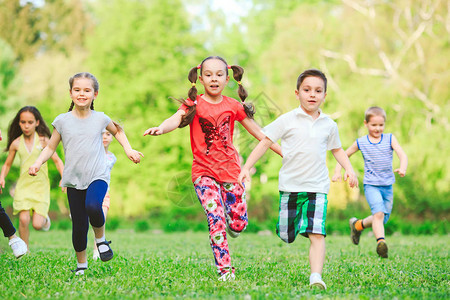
[{"xmin": 53, "ymin": 111, "xmax": 111, "ymax": 189}]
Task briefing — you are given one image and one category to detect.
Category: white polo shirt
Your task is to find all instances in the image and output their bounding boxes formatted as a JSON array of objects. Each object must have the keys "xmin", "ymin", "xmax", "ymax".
[{"xmin": 263, "ymin": 107, "xmax": 341, "ymax": 194}]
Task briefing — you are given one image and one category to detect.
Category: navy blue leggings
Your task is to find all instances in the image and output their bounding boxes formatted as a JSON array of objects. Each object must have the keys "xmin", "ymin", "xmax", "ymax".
[
  {"xmin": 0, "ymin": 200, "xmax": 15, "ymax": 238},
  {"xmin": 67, "ymin": 180, "xmax": 108, "ymax": 252}
]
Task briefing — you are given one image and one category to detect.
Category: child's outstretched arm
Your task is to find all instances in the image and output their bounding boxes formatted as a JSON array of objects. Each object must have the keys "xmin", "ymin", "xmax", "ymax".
[
  {"xmin": 143, "ymin": 110, "xmax": 185, "ymax": 136},
  {"xmin": 29, "ymin": 130, "xmax": 61, "ymax": 176},
  {"xmin": 331, "ymin": 147, "xmax": 358, "ymax": 188},
  {"xmin": 391, "ymin": 135, "xmax": 408, "ymax": 177},
  {"xmin": 0, "ymin": 138, "xmax": 19, "ymax": 194},
  {"xmin": 240, "ymin": 118, "xmax": 282, "ymax": 157},
  {"xmin": 238, "ymin": 136, "xmax": 274, "ymax": 188},
  {"xmin": 332, "ymin": 141, "xmax": 359, "ymax": 182},
  {"xmin": 107, "ymin": 121, "xmax": 143, "ymax": 164}
]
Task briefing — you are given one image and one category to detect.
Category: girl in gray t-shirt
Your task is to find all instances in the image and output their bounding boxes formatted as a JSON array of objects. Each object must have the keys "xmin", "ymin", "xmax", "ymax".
[{"xmin": 29, "ymin": 72, "xmax": 143, "ymax": 275}]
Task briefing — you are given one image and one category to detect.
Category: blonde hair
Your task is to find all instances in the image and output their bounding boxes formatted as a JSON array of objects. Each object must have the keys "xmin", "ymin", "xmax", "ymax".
[{"xmin": 365, "ymin": 106, "xmax": 386, "ymax": 122}]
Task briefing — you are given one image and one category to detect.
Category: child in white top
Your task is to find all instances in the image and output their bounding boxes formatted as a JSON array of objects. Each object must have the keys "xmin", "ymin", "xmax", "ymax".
[{"xmin": 239, "ymin": 69, "xmax": 358, "ymax": 290}]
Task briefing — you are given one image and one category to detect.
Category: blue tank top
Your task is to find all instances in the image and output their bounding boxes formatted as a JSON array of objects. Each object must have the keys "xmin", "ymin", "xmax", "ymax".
[{"xmin": 357, "ymin": 133, "xmax": 395, "ymax": 186}]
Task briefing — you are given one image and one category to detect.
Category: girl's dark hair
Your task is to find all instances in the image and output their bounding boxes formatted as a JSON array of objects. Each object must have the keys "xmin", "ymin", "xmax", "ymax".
[
  {"xmin": 5, "ymin": 106, "xmax": 51, "ymax": 151},
  {"xmin": 296, "ymin": 69, "xmax": 327, "ymax": 92},
  {"xmin": 67, "ymin": 72, "xmax": 123, "ymax": 133},
  {"xmin": 68, "ymin": 72, "xmax": 99, "ymax": 111},
  {"xmin": 178, "ymin": 56, "xmax": 255, "ymax": 128}
]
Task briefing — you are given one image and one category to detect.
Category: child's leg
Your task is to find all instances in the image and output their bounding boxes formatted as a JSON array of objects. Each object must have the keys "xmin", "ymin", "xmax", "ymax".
[
  {"xmin": 358, "ymin": 212, "xmax": 385, "ymax": 239},
  {"xmin": 0, "ymin": 200, "xmax": 16, "ymax": 238},
  {"xmin": 67, "ymin": 188, "xmax": 89, "ymax": 261},
  {"xmin": 93, "ymin": 193, "xmax": 110, "ymax": 252},
  {"xmin": 18, "ymin": 210, "xmax": 30, "ymax": 246},
  {"xmin": 308, "ymin": 233, "xmax": 325, "ymax": 274},
  {"xmin": 85, "ymin": 180, "xmax": 108, "ymax": 239},
  {"xmin": 220, "ymin": 182, "xmax": 248, "ymax": 234},
  {"xmin": 194, "ymin": 177, "xmax": 233, "ymax": 276},
  {"xmin": 31, "ymin": 213, "xmax": 48, "ymax": 231}
]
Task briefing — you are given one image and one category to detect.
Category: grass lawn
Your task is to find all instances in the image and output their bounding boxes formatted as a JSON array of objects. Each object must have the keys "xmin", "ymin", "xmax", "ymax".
[{"xmin": 0, "ymin": 229, "xmax": 448, "ymax": 299}]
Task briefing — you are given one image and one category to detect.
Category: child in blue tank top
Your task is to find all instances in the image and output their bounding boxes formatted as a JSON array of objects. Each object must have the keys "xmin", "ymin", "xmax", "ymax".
[{"xmin": 332, "ymin": 106, "xmax": 407, "ymax": 258}]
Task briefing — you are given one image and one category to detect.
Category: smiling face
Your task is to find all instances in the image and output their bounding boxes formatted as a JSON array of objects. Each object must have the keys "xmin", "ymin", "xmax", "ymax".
[
  {"xmin": 199, "ymin": 58, "xmax": 230, "ymax": 100},
  {"xmin": 365, "ymin": 115, "xmax": 385, "ymax": 139},
  {"xmin": 295, "ymin": 76, "xmax": 326, "ymax": 118},
  {"xmin": 69, "ymin": 78, "xmax": 98, "ymax": 109},
  {"xmin": 19, "ymin": 111, "xmax": 39, "ymax": 138}
]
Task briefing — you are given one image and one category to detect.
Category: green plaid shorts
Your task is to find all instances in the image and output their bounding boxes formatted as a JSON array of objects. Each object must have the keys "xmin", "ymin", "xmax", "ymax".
[{"xmin": 276, "ymin": 191, "xmax": 328, "ymax": 243}]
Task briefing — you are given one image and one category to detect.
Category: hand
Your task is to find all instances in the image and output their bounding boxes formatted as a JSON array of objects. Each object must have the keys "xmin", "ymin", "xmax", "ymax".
[
  {"xmin": 238, "ymin": 168, "xmax": 250, "ymax": 189},
  {"xmin": 343, "ymin": 170, "xmax": 358, "ymax": 188},
  {"xmin": 126, "ymin": 149, "xmax": 144, "ymax": 164},
  {"xmin": 331, "ymin": 172, "xmax": 342, "ymax": 182},
  {"xmin": 59, "ymin": 179, "xmax": 66, "ymax": 193},
  {"xmin": 143, "ymin": 127, "xmax": 164, "ymax": 136},
  {"xmin": 28, "ymin": 163, "xmax": 41, "ymax": 176},
  {"xmin": 394, "ymin": 168, "xmax": 406, "ymax": 177},
  {"xmin": 0, "ymin": 178, "xmax": 4, "ymax": 194}
]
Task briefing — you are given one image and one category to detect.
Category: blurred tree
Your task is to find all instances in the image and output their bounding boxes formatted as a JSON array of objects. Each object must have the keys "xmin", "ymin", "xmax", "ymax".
[{"xmin": 0, "ymin": 0, "xmax": 90, "ymax": 60}]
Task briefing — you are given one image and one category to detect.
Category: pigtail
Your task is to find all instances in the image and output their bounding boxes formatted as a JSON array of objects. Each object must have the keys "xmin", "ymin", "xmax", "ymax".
[
  {"xmin": 68, "ymin": 101, "xmax": 74, "ymax": 112},
  {"xmin": 230, "ymin": 65, "xmax": 255, "ymax": 119},
  {"xmin": 90, "ymin": 101, "xmax": 94, "ymax": 110},
  {"xmin": 178, "ymin": 66, "xmax": 200, "ymax": 128}
]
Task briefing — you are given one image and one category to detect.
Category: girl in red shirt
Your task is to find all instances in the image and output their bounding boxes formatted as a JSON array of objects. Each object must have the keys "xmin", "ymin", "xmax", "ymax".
[{"xmin": 144, "ymin": 56, "xmax": 281, "ymax": 281}]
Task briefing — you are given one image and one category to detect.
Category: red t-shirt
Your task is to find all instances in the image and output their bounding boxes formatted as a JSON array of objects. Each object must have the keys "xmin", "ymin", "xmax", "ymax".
[{"xmin": 180, "ymin": 94, "xmax": 247, "ymax": 183}]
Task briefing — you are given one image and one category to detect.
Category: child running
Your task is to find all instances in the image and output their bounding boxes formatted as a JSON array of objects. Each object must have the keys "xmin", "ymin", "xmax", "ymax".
[
  {"xmin": 92, "ymin": 130, "xmax": 116, "ymax": 261},
  {"xmin": 332, "ymin": 106, "xmax": 407, "ymax": 258},
  {"xmin": 144, "ymin": 56, "xmax": 282, "ymax": 281},
  {"xmin": 0, "ymin": 106, "xmax": 64, "ymax": 249},
  {"xmin": 238, "ymin": 69, "xmax": 358, "ymax": 290},
  {"xmin": 29, "ymin": 72, "xmax": 143, "ymax": 275},
  {"xmin": 0, "ymin": 129, "xmax": 28, "ymax": 258}
]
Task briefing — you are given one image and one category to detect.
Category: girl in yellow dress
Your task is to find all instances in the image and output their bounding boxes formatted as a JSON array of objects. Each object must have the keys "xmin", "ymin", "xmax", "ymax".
[{"xmin": 0, "ymin": 106, "xmax": 64, "ymax": 249}]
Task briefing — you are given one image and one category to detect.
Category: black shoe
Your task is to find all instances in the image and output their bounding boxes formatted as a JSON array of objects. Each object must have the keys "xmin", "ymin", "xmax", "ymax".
[
  {"xmin": 71, "ymin": 267, "xmax": 87, "ymax": 275},
  {"xmin": 96, "ymin": 240, "xmax": 114, "ymax": 262}
]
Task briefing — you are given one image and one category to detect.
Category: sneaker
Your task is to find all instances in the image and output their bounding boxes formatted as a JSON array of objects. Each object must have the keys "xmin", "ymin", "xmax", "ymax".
[
  {"xmin": 71, "ymin": 267, "xmax": 87, "ymax": 276},
  {"xmin": 9, "ymin": 237, "xmax": 28, "ymax": 258},
  {"xmin": 349, "ymin": 217, "xmax": 362, "ymax": 245},
  {"xmin": 96, "ymin": 240, "xmax": 114, "ymax": 262},
  {"xmin": 225, "ymin": 222, "xmax": 240, "ymax": 238},
  {"xmin": 376, "ymin": 240, "xmax": 388, "ymax": 258},
  {"xmin": 42, "ymin": 216, "xmax": 51, "ymax": 232},
  {"xmin": 218, "ymin": 272, "xmax": 236, "ymax": 281},
  {"xmin": 93, "ymin": 249, "xmax": 100, "ymax": 261},
  {"xmin": 309, "ymin": 274, "xmax": 327, "ymax": 290}
]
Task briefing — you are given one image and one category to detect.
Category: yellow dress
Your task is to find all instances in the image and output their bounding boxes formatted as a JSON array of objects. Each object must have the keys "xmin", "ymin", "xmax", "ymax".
[{"xmin": 13, "ymin": 133, "xmax": 50, "ymax": 217}]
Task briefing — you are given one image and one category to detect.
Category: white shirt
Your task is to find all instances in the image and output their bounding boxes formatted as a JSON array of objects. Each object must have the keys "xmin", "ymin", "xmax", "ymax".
[{"xmin": 263, "ymin": 107, "xmax": 341, "ymax": 193}]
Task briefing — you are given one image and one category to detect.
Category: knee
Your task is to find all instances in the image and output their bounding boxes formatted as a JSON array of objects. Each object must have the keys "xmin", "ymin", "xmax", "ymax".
[
  {"xmin": 32, "ymin": 220, "xmax": 43, "ymax": 230},
  {"xmin": 19, "ymin": 213, "xmax": 30, "ymax": 226},
  {"xmin": 85, "ymin": 201, "xmax": 101, "ymax": 216},
  {"xmin": 229, "ymin": 219, "xmax": 248, "ymax": 233},
  {"xmin": 374, "ymin": 211, "xmax": 384, "ymax": 220}
]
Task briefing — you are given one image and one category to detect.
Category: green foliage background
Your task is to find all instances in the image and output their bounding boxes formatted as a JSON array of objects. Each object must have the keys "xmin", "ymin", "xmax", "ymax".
[{"xmin": 0, "ymin": 0, "xmax": 448, "ymax": 226}]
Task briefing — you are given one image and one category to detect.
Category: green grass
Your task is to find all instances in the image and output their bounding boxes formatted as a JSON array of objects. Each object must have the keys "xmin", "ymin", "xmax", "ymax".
[{"xmin": 0, "ymin": 230, "xmax": 448, "ymax": 299}]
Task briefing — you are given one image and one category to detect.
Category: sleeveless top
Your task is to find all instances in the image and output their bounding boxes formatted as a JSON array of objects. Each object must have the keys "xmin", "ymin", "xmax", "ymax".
[
  {"xmin": 357, "ymin": 133, "xmax": 395, "ymax": 185},
  {"xmin": 14, "ymin": 133, "xmax": 50, "ymax": 204}
]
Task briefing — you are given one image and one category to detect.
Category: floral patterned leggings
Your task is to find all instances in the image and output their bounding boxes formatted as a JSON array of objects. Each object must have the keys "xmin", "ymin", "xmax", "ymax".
[{"xmin": 194, "ymin": 176, "xmax": 248, "ymax": 276}]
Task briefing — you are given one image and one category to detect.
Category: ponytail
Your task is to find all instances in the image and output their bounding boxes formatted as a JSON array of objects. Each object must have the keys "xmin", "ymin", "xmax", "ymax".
[
  {"xmin": 178, "ymin": 66, "xmax": 200, "ymax": 128},
  {"xmin": 229, "ymin": 65, "xmax": 254, "ymax": 119}
]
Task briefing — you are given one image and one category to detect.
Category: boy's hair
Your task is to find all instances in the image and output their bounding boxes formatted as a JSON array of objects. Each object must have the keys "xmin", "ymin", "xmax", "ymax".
[
  {"xmin": 296, "ymin": 69, "xmax": 327, "ymax": 92},
  {"xmin": 178, "ymin": 56, "xmax": 255, "ymax": 128},
  {"xmin": 365, "ymin": 106, "xmax": 386, "ymax": 122},
  {"xmin": 68, "ymin": 72, "xmax": 99, "ymax": 112},
  {"xmin": 5, "ymin": 106, "xmax": 51, "ymax": 151}
]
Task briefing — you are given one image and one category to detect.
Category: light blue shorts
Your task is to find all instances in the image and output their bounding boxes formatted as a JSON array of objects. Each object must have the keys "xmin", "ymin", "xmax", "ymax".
[{"xmin": 363, "ymin": 184, "xmax": 393, "ymax": 224}]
